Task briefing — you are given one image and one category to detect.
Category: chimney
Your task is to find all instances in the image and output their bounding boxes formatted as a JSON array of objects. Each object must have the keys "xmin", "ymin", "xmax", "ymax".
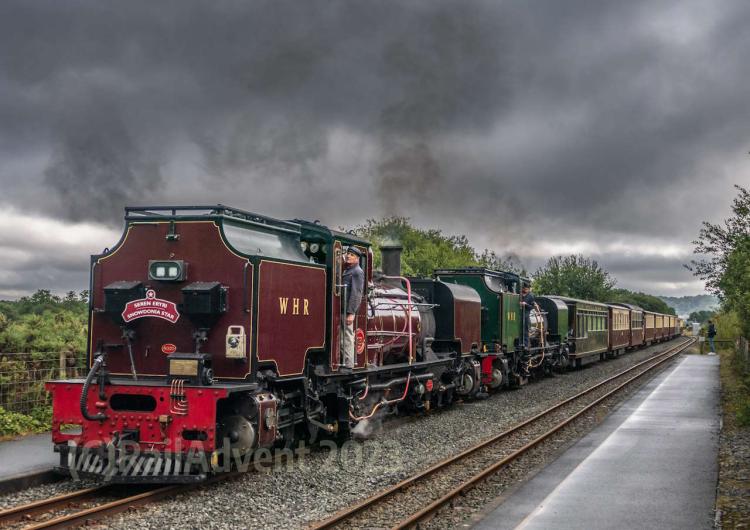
[{"xmin": 380, "ymin": 244, "xmax": 402, "ymax": 277}]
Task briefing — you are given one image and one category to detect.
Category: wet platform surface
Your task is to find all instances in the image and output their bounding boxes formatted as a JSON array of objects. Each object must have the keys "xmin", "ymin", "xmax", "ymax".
[
  {"xmin": 0, "ymin": 432, "xmax": 57, "ymax": 481},
  {"xmin": 473, "ymin": 355, "xmax": 720, "ymax": 530}
]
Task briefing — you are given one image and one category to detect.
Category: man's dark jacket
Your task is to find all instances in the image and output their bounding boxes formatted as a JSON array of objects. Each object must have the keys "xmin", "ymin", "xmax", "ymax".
[
  {"xmin": 343, "ymin": 264, "xmax": 364, "ymax": 315},
  {"xmin": 522, "ymin": 292, "xmax": 536, "ymax": 313},
  {"xmin": 707, "ymin": 323, "xmax": 716, "ymax": 338}
]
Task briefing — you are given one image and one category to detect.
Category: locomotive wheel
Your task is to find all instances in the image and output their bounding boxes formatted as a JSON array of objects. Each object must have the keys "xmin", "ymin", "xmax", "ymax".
[
  {"xmin": 488, "ymin": 367, "xmax": 504, "ymax": 389},
  {"xmin": 217, "ymin": 415, "xmax": 256, "ymax": 456},
  {"xmin": 458, "ymin": 371, "xmax": 475, "ymax": 395}
]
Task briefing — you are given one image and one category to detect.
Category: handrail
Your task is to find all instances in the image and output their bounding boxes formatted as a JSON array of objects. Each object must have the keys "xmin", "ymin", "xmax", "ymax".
[
  {"xmin": 124, "ymin": 204, "xmax": 301, "ymax": 233},
  {"xmin": 242, "ymin": 262, "xmax": 251, "ymax": 313}
]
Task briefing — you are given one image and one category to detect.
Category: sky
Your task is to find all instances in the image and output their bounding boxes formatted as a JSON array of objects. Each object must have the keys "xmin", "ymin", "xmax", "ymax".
[{"xmin": 1, "ymin": 0, "xmax": 748, "ymax": 299}]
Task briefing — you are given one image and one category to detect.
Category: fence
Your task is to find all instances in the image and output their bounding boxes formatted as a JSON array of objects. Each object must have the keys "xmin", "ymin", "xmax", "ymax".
[
  {"xmin": 0, "ymin": 352, "xmax": 86, "ymax": 415},
  {"xmin": 699, "ymin": 338, "xmax": 734, "ymax": 354},
  {"xmin": 737, "ymin": 337, "xmax": 749, "ymax": 374}
]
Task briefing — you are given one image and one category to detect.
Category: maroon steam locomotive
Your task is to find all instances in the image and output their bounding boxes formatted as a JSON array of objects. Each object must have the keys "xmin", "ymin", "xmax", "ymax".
[{"xmin": 46, "ymin": 206, "xmax": 679, "ymax": 482}]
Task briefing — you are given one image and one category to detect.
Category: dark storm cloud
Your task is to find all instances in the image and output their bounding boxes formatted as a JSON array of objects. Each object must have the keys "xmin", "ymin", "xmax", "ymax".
[
  {"xmin": 0, "ymin": 0, "xmax": 511, "ymax": 224},
  {"xmin": 0, "ymin": 0, "xmax": 747, "ymax": 296},
  {"xmin": 43, "ymin": 94, "xmax": 163, "ymax": 223}
]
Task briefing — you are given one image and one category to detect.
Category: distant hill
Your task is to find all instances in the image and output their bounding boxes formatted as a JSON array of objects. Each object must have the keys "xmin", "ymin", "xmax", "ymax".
[{"xmin": 658, "ymin": 294, "xmax": 719, "ymax": 318}]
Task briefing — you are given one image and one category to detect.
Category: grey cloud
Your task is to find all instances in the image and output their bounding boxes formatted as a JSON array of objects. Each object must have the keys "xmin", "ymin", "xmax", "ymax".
[
  {"xmin": 43, "ymin": 94, "xmax": 163, "ymax": 224},
  {"xmin": 1, "ymin": 0, "xmax": 748, "ymax": 296}
]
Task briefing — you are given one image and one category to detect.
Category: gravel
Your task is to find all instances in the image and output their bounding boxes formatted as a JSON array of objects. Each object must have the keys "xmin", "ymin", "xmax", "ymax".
[
  {"xmin": 0, "ymin": 340, "xmax": 684, "ymax": 529},
  {"xmin": 0, "ymin": 478, "xmax": 99, "ymax": 511}
]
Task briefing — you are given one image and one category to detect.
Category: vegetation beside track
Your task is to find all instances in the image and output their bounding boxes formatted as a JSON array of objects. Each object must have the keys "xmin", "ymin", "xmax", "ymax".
[
  {"xmin": 716, "ymin": 344, "xmax": 750, "ymax": 527},
  {"xmin": 0, "ymin": 290, "xmax": 87, "ymax": 437}
]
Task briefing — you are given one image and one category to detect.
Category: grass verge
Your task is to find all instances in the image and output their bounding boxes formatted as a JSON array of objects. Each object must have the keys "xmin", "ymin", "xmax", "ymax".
[{"xmin": 716, "ymin": 347, "xmax": 750, "ymax": 528}]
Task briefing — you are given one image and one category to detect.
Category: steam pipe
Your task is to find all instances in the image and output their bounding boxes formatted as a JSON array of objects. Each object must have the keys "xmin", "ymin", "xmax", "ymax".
[
  {"xmin": 364, "ymin": 372, "xmax": 434, "ymax": 392},
  {"xmin": 80, "ymin": 354, "xmax": 107, "ymax": 422},
  {"xmin": 349, "ymin": 372, "xmax": 412, "ymax": 422}
]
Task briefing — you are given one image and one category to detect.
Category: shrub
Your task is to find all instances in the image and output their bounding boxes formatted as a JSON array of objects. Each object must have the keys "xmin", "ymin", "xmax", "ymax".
[{"xmin": 0, "ymin": 405, "xmax": 51, "ymax": 437}]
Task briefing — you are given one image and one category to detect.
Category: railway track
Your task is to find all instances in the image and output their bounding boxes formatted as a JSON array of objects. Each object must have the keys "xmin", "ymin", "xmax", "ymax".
[
  {"xmin": 0, "ymin": 483, "xmax": 188, "ymax": 530},
  {"xmin": 310, "ymin": 337, "xmax": 696, "ymax": 530},
  {"xmin": 0, "ymin": 452, "xmax": 283, "ymax": 530}
]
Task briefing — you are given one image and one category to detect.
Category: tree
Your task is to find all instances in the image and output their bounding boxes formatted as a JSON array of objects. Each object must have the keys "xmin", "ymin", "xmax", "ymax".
[
  {"xmin": 476, "ymin": 249, "xmax": 527, "ymax": 276},
  {"xmin": 688, "ymin": 309, "xmax": 716, "ymax": 323},
  {"xmin": 532, "ymin": 255, "xmax": 616, "ymax": 301},
  {"xmin": 350, "ymin": 217, "xmax": 524, "ymax": 277},
  {"xmin": 717, "ymin": 236, "xmax": 750, "ymax": 336},
  {"xmin": 0, "ymin": 290, "xmax": 88, "ymax": 354},
  {"xmin": 609, "ymin": 289, "xmax": 676, "ymax": 314},
  {"xmin": 689, "ymin": 185, "xmax": 750, "ymax": 296},
  {"xmin": 689, "ymin": 185, "xmax": 750, "ymax": 337}
]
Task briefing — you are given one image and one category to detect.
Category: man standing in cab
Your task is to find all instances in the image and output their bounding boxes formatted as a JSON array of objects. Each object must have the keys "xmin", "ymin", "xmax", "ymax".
[
  {"xmin": 342, "ymin": 246, "xmax": 364, "ymax": 369},
  {"xmin": 520, "ymin": 284, "xmax": 535, "ymax": 348}
]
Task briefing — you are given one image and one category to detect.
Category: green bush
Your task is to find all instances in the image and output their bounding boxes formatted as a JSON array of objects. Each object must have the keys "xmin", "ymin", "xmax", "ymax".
[
  {"xmin": 732, "ymin": 371, "xmax": 750, "ymax": 427},
  {"xmin": 713, "ymin": 310, "xmax": 742, "ymax": 340},
  {"xmin": 737, "ymin": 400, "xmax": 750, "ymax": 426},
  {"xmin": 0, "ymin": 405, "xmax": 51, "ymax": 437}
]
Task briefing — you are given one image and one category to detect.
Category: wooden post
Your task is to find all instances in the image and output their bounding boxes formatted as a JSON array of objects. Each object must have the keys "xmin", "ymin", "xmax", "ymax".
[{"xmin": 59, "ymin": 350, "xmax": 66, "ymax": 379}]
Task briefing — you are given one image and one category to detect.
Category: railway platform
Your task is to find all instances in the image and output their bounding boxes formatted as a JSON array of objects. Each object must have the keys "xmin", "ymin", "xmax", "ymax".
[
  {"xmin": 0, "ymin": 432, "xmax": 58, "ymax": 491},
  {"xmin": 473, "ymin": 354, "xmax": 720, "ymax": 530}
]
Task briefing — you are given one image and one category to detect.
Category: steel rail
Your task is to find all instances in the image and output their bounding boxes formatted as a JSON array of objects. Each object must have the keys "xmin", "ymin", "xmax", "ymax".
[
  {"xmin": 3, "ymin": 463, "xmax": 263, "ymax": 530},
  {"xmin": 310, "ymin": 337, "xmax": 695, "ymax": 530},
  {"xmin": 0, "ymin": 486, "xmax": 107, "ymax": 525},
  {"xmin": 24, "ymin": 484, "xmax": 184, "ymax": 530},
  {"xmin": 12, "ymin": 471, "xmax": 241, "ymax": 530}
]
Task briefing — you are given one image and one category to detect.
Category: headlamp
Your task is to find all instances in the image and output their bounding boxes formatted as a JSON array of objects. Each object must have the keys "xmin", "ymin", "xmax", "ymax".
[{"xmin": 148, "ymin": 260, "xmax": 187, "ymax": 281}]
